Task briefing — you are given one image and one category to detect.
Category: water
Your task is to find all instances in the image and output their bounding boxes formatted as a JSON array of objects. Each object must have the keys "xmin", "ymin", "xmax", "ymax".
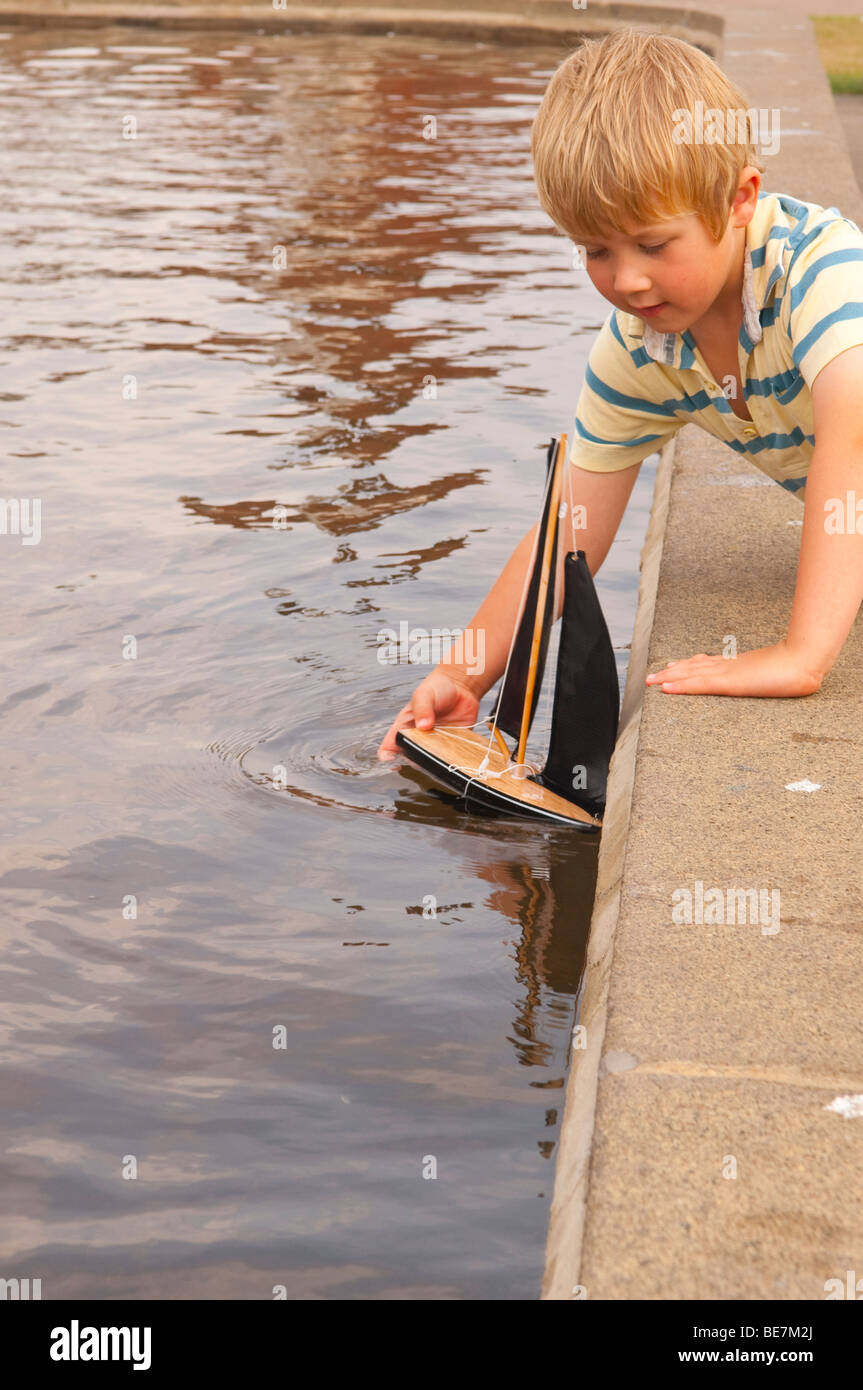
[{"xmin": 0, "ymin": 24, "xmax": 659, "ymax": 1299}]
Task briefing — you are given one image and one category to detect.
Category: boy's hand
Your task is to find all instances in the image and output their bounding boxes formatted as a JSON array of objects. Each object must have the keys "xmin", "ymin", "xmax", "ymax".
[
  {"xmin": 377, "ymin": 672, "xmax": 481, "ymax": 760},
  {"xmin": 645, "ymin": 640, "xmax": 824, "ymax": 698}
]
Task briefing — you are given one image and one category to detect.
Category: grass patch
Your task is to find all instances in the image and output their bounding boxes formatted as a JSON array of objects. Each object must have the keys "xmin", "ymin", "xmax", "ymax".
[{"xmin": 812, "ymin": 16, "xmax": 863, "ymax": 94}]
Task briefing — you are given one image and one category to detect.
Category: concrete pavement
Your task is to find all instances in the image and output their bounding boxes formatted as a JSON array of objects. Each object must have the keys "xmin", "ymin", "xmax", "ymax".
[{"xmin": 540, "ymin": 2, "xmax": 863, "ymax": 1302}]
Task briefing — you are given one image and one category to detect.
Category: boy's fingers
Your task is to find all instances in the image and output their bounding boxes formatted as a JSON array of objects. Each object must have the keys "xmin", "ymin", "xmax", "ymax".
[
  {"xmin": 659, "ymin": 676, "xmax": 724, "ymax": 694},
  {"xmin": 378, "ymin": 680, "xmax": 457, "ymax": 761},
  {"xmin": 412, "ymin": 689, "xmax": 436, "ymax": 729},
  {"xmin": 377, "ymin": 706, "xmax": 415, "ymax": 759},
  {"xmin": 649, "ymin": 654, "xmax": 715, "ymax": 676}
]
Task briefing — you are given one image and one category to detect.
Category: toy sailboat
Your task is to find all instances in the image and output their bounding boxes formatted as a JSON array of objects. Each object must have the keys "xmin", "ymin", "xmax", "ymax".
[{"xmin": 395, "ymin": 434, "xmax": 620, "ymax": 831}]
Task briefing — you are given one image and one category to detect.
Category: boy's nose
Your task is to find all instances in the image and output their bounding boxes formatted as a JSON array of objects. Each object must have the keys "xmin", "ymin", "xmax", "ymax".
[{"xmin": 613, "ymin": 264, "xmax": 653, "ymax": 295}]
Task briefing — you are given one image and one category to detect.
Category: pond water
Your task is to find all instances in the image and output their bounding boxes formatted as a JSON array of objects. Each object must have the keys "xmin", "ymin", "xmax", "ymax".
[{"xmin": 0, "ymin": 24, "xmax": 658, "ymax": 1299}]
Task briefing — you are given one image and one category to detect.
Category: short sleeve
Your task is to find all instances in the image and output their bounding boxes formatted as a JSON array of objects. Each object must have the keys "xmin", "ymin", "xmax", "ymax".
[
  {"xmin": 569, "ymin": 311, "xmax": 685, "ymax": 473},
  {"xmin": 786, "ymin": 213, "xmax": 863, "ymax": 390}
]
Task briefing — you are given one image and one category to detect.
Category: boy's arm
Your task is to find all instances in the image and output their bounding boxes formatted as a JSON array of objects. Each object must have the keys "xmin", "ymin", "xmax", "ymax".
[
  {"xmin": 376, "ymin": 460, "xmax": 641, "ymax": 755},
  {"xmin": 435, "ymin": 458, "xmax": 644, "ymax": 695},
  {"xmin": 645, "ymin": 346, "xmax": 863, "ymax": 697},
  {"xmin": 450, "ymin": 302, "xmax": 681, "ymax": 696}
]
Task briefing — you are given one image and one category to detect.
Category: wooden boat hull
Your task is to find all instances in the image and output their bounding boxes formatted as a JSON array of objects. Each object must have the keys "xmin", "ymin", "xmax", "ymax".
[{"xmin": 395, "ymin": 725, "xmax": 601, "ymax": 831}]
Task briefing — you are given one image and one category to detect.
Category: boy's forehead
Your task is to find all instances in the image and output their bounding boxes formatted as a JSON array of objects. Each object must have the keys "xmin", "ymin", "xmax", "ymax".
[{"xmin": 578, "ymin": 213, "xmax": 695, "ymax": 244}]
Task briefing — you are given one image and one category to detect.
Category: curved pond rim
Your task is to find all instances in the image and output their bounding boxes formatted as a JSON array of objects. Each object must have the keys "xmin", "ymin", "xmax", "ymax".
[{"xmin": 0, "ymin": 0, "xmax": 724, "ymax": 54}]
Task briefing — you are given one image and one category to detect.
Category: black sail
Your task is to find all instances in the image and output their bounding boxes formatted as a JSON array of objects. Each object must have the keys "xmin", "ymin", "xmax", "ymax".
[
  {"xmin": 537, "ymin": 551, "xmax": 620, "ymax": 818},
  {"xmin": 489, "ymin": 437, "xmax": 561, "ymax": 743}
]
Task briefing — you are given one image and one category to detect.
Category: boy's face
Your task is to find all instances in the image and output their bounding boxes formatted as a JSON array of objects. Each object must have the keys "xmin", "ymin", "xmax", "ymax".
[{"xmin": 574, "ymin": 172, "xmax": 760, "ymax": 333}]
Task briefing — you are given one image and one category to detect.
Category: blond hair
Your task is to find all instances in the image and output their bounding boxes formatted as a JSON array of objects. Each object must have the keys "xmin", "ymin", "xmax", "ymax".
[{"xmin": 531, "ymin": 30, "xmax": 765, "ymax": 245}]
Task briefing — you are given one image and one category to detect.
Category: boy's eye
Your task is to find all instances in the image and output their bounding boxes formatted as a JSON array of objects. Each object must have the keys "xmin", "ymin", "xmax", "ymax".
[{"xmin": 584, "ymin": 241, "xmax": 668, "ymax": 260}]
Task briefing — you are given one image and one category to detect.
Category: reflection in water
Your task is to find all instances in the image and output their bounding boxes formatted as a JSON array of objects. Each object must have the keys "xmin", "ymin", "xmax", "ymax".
[
  {"xmin": 178, "ymin": 468, "xmax": 482, "ymax": 535},
  {"xmin": 479, "ymin": 848, "xmax": 595, "ymax": 1070},
  {"xmin": 0, "ymin": 26, "xmax": 657, "ymax": 1299}
]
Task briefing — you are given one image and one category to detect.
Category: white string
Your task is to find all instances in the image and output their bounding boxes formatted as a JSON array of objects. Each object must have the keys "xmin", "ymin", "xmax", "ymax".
[
  {"xmin": 535, "ymin": 499, "xmax": 562, "ymax": 761},
  {"xmin": 532, "ymin": 444, "xmax": 579, "ymax": 774},
  {"xmin": 432, "ymin": 724, "xmax": 523, "ymax": 781},
  {"xmin": 534, "ymin": 439, "xmax": 579, "ymax": 764},
  {"xmin": 477, "ymin": 440, "xmax": 559, "ymax": 774},
  {"xmin": 567, "ymin": 448, "xmax": 578, "ymax": 553}
]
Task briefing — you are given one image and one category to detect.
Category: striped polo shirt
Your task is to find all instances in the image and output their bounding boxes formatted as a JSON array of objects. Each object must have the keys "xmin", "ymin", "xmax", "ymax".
[{"xmin": 569, "ymin": 190, "xmax": 863, "ymax": 501}]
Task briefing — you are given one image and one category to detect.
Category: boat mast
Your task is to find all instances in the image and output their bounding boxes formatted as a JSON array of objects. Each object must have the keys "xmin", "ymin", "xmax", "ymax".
[{"xmin": 515, "ymin": 432, "xmax": 567, "ymax": 767}]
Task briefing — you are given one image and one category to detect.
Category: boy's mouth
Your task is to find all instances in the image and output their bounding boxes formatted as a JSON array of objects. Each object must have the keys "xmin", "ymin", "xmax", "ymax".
[{"xmin": 633, "ymin": 301, "xmax": 668, "ymax": 317}]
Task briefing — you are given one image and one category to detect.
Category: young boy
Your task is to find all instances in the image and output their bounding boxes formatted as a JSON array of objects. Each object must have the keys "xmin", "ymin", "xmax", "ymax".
[{"xmin": 378, "ymin": 30, "xmax": 863, "ymax": 760}]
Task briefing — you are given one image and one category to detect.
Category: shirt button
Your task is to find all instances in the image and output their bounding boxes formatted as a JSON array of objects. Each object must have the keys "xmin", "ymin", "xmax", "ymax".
[{"xmin": 742, "ymin": 425, "xmax": 758, "ymax": 437}]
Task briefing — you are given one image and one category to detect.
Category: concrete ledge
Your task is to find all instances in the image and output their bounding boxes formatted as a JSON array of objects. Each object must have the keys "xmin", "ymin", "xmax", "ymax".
[
  {"xmin": 543, "ymin": 10, "xmax": 863, "ymax": 1300},
  {"xmin": 542, "ymin": 435, "xmax": 678, "ymax": 1300},
  {"xmin": 545, "ymin": 428, "xmax": 863, "ymax": 1299}
]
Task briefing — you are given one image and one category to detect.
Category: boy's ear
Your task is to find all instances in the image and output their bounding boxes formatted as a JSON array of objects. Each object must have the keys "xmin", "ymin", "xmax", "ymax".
[{"xmin": 731, "ymin": 168, "xmax": 761, "ymax": 225}]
